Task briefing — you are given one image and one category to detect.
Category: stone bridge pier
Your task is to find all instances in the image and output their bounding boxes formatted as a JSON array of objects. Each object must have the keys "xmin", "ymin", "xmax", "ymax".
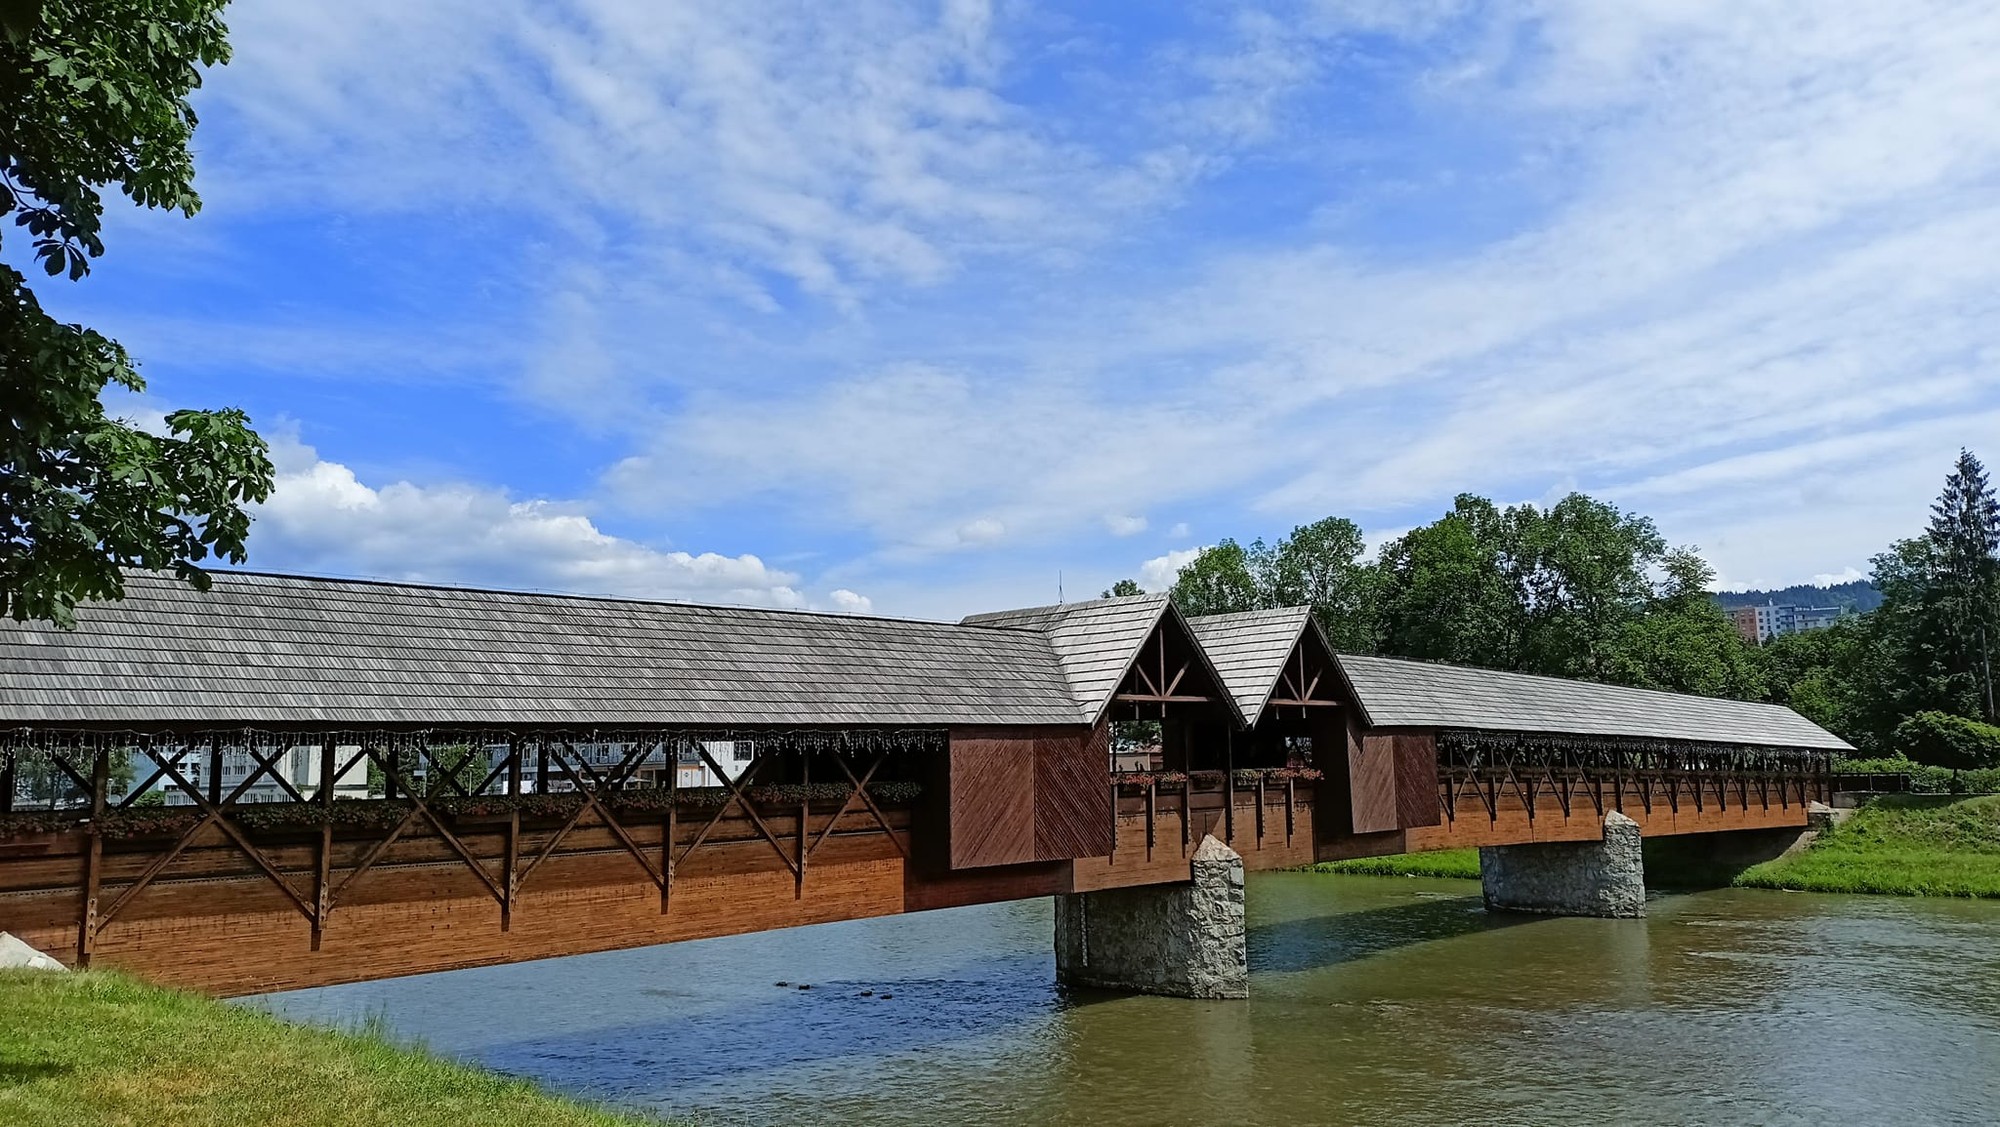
[
  {"xmin": 1479, "ymin": 811, "xmax": 1646, "ymax": 918},
  {"xmin": 1053, "ymin": 835, "xmax": 1248, "ymax": 999}
]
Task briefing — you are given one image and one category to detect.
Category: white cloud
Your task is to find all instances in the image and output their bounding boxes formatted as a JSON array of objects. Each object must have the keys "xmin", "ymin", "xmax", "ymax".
[
  {"xmin": 593, "ymin": 1, "xmax": 2000, "ymax": 589},
  {"xmin": 826, "ymin": 588, "xmax": 875, "ymax": 614},
  {"xmin": 250, "ymin": 435, "xmax": 829, "ymax": 608},
  {"xmin": 126, "ymin": 2, "xmax": 2000, "ymax": 610},
  {"xmin": 1104, "ymin": 514, "xmax": 1149, "ymax": 537},
  {"xmin": 207, "ymin": 0, "xmax": 1190, "ymax": 309},
  {"xmin": 1137, "ymin": 547, "xmax": 1205, "ymax": 592},
  {"xmin": 954, "ymin": 517, "xmax": 1007, "ymax": 546}
]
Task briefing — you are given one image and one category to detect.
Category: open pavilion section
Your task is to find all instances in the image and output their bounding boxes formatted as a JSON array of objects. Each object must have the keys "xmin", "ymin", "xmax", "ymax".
[{"xmin": 0, "ymin": 571, "xmax": 1845, "ymax": 994}]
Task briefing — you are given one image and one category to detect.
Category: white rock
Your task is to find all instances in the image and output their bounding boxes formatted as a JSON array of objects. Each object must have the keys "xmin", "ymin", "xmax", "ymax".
[{"xmin": 0, "ymin": 932, "xmax": 66, "ymax": 972}]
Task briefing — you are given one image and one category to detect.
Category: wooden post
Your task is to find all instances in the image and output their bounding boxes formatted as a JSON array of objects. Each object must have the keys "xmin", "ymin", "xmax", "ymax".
[
  {"xmin": 78, "ymin": 749, "xmax": 108, "ymax": 967},
  {"xmin": 383, "ymin": 744, "xmax": 398, "ymax": 801},
  {"xmin": 503, "ymin": 740, "xmax": 521, "ymax": 932},
  {"xmin": 662, "ymin": 749, "xmax": 676, "ymax": 915},
  {"xmin": 207, "ymin": 740, "xmax": 223, "ymax": 806},
  {"xmin": 312, "ymin": 739, "xmax": 336, "ymax": 951},
  {"xmin": 1181, "ymin": 776, "xmax": 1192, "ymax": 853},
  {"xmin": 1223, "ymin": 730, "xmax": 1235, "ymax": 845},
  {"xmin": 1144, "ymin": 779, "xmax": 1155, "ymax": 862},
  {"xmin": 1254, "ymin": 774, "xmax": 1265, "ymax": 848},
  {"xmin": 535, "ymin": 742, "xmax": 548, "ymax": 797},
  {"xmin": 796, "ymin": 749, "xmax": 808, "ymax": 900},
  {"xmin": 1, "ymin": 750, "xmax": 14, "ymax": 814},
  {"xmin": 1285, "ymin": 776, "xmax": 1295, "ymax": 846}
]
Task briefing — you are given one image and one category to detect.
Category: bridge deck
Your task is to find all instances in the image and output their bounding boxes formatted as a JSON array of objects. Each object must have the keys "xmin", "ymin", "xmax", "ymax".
[{"xmin": 0, "ymin": 762, "xmax": 1821, "ymax": 995}]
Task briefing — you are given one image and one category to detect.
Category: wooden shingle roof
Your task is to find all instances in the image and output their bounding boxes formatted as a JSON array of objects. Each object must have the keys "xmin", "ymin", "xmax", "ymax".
[
  {"xmin": 1186, "ymin": 606, "xmax": 1322, "ymax": 723},
  {"xmin": 0, "ymin": 572, "xmax": 1853, "ymax": 752},
  {"xmin": 961, "ymin": 594, "xmax": 1178, "ymax": 724},
  {"xmin": 0, "ymin": 571, "xmax": 1083, "ymax": 729},
  {"xmin": 1335, "ymin": 653, "xmax": 1852, "ymax": 751}
]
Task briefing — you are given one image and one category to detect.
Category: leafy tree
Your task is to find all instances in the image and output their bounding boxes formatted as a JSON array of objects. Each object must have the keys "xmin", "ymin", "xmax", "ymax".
[
  {"xmin": 1892, "ymin": 711, "xmax": 2000, "ymax": 773},
  {"xmin": 1926, "ymin": 449, "xmax": 2000, "ymax": 720},
  {"xmin": 1169, "ymin": 539, "xmax": 1263, "ymax": 617},
  {"xmin": 1372, "ymin": 495, "xmax": 1520, "ymax": 668},
  {"xmin": 1757, "ymin": 625, "xmax": 1863, "ymax": 737},
  {"xmin": 1101, "ymin": 578, "xmax": 1144, "ymax": 598},
  {"xmin": 2, "ymin": 1, "xmax": 274, "ymax": 626},
  {"xmin": 1512, "ymin": 494, "xmax": 1666, "ymax": 680},
  {"xmin": 1265, "ymin": 515, "xmax": 1378, "ymax": 652},
  {"xmin": 12, "ymin": 749, "xmax": 136, "ymax": 807},
  {"xmin": 1607, "ymin": 549, "xmax": 1764, "ymax": 698}
]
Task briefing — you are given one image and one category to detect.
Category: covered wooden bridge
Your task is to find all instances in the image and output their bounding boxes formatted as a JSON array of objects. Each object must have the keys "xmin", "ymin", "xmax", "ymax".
[{"xmin": 0, "ymin": 572, "xmax": 1844, "ymax": 995}]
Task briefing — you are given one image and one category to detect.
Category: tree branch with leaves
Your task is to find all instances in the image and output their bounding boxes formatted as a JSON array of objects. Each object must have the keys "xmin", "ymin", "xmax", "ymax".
[{"xmin": 1, "ymin": 0, "xmax": 272, "ymax": 626}]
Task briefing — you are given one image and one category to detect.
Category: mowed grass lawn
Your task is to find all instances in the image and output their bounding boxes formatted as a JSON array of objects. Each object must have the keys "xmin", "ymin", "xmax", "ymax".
[
  {"xmin": 1736, "ymin": 794, "xmax": 2000, "ymax": 898},
  {"xmin": 0, "ymin": 969, "xmax": 673, "ymax": 1127},
  {"xmin": 1310, "ymin": 848, "xmax": 1481, "ymax": 879}
]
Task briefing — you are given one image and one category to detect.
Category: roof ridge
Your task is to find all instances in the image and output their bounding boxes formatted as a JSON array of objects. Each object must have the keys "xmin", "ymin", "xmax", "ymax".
[
  {"xmin": 135, "ymin": 568, "xmax": 977, "ymax": 633},
  {"xmin": 1335, "ymin": 650, "xmax": 1798, "ymax": 711},
  {"xmin": 961, "ymin": 591, "xmax": 1168, "ymax": 625}
]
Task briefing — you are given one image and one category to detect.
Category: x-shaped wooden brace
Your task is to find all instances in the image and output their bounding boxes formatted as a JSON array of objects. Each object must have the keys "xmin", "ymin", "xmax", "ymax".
[
  {"xmin": 327, "ymin": 746, "xmax": 507, "ymax": 915},
  {"xmin": 514, "ymin": 742, "xmax": 657, "ymax": 890},
  {"xmin": 803, "ymin": 752, "xmax": 907, "ymax": 861},
  {"xmin": 676, "ymin": 747, "xmax": 797, "ymax": 878},
  {"xmin": 405, "ymin": 744, "xmax": 510, "ymax": 800},
  {"xmin": 514, "ymin": 743, "xmax": 665, "ymax": 895},
  {"xmin": 96, "ymin": 750, "xmax": 318, "ymax": 938}
]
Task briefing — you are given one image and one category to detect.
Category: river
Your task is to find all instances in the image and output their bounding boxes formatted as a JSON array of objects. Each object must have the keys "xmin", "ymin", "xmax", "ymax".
[{"xmin": 252, "ymin": 875, "xmax": 2000, "ymax": 1126}]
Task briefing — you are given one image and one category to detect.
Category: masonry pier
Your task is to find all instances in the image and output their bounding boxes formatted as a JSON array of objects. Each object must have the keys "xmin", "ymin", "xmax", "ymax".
[
  {"xmin": 1054, "ymin": 836, "xmax": 1248, "ymax": 999},
  {"xmin": 1479, "ymin": 811, "xmax": 1646, "ymax": 918}
]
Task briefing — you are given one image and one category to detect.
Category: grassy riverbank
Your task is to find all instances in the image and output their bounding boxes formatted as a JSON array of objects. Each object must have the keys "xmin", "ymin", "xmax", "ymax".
[
  {"xmin": 0, "ymin": 969, "xmax": 669, "ymax": 1127},
  {"xmin": 1736, "ymin": 795, "xmax": 2000, "ymax": 898},
  {"xmin": 1311, "ymin": 848, "xmax": 1481, "ymax": 879}
]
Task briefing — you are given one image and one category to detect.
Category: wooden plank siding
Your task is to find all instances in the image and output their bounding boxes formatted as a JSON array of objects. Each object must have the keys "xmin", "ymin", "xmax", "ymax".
[
  {"xmin": 1392, "ymin": 733, "xmax": 1441, "ymax": 828},
  {"xmin": 944, "ymin": 728, "xmax": 1040, "ymax": 868},
  {"xmin": 1033, "ymin": 724, "xmax": 1113, "ymax": 861},
  {"xmin": 1350, "ymin": 733, "xmax": 1401, "ymax": 834},
  {"xmin": 943, "ymin": 724, "xmax": 1113, "ymax": 869}
]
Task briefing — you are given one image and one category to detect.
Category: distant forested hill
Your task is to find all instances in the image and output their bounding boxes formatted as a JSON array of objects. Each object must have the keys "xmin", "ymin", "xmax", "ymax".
[{"xmin": 1712, "ymin": 580, "xmax": 1882, "ymax": 614}]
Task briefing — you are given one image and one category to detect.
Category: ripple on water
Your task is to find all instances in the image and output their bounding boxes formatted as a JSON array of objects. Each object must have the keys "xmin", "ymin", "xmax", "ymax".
[{"xmin": 250, "ymin": 879, "xmax": 2000, "ymax": 1127}]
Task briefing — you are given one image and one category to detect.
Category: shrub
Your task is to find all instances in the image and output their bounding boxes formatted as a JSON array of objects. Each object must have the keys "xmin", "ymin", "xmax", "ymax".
[
  {"xmin": 1892, "ymin": 712, "xmax": 2000, "ymax": 772},
  {"xmin": 1834, "ymin": 755, "xmax": 2000, "ymax": 794}
]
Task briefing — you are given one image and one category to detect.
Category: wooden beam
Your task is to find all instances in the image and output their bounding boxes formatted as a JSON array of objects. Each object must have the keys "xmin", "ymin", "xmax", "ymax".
[
  {"xmin": 662, "ymin": 755, "xmax": 676, "ymax": 916},
  {"xmin": 503, "ymin": 740, "xmax": 521, "ymax": 932},
  {"xmin": 312, "ymin": 738, "xmax": 335, "ymax": 951},
  {"xmin": 1112, "ymin": 693, "xmax": 1214, "ymax": 705},
  {"xmin": 830, "ymin": 752, "xmax": 907, "ymax": 860},
  {"xmin": 76, "ymin": 750, "xmax": 107, "ymax": 967}
]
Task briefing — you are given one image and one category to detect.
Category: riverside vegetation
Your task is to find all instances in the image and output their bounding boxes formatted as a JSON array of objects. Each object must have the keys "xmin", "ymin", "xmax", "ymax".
[
  {"xmin": 0, "ymin": 970, "xmax": 675, "ymax": 1127},
  {"xmin": 1312, "ymin": 795, "xmax": 2000, "ymax": 899}
]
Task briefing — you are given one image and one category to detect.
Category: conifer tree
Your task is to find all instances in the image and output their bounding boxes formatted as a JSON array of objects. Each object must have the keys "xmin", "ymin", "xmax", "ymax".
[{"xmin": 1927, "ymin": 449, "xmax": 2000, "ymax": 720}]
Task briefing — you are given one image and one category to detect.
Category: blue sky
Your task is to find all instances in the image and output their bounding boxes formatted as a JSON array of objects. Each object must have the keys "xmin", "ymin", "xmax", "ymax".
[{"xmin": 31, "ymin": 0, "xmax": 2000, "ymax": 619}]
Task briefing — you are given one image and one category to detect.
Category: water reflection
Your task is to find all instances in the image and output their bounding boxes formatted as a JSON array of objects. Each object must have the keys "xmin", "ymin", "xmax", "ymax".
[{"xmin": 254, "ymin": 876, "xmax": 2000, "ymax": 1127}]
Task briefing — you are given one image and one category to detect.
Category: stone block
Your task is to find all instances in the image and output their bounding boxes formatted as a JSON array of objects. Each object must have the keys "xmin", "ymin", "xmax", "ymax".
[
  {"xmin": 0, "ymin": 932, "xmax": 65, "ymax": 972},
  {"xmin": 1480, "ymin": 811, "xmax": 1645, "ymax": 918},
  {"xmin": 1054, "ymin": 834, "xmax": 1248, "ymax": 999}
]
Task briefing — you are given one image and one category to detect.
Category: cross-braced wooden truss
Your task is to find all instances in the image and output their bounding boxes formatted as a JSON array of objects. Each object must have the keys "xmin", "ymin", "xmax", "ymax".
[
  {"xmin": 1435, "ymin": 730, "xmax": 1833, "ymax": 824},
  {"xmin": 1, "ymin": 728, "xmax": 934, "ymax": 967}
]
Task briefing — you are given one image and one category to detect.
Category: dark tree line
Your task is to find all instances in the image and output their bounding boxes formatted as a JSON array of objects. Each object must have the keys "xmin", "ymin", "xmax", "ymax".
[{"xmin": 1109, "ymin": 452, "xmax": 2000, "ymax": 769}]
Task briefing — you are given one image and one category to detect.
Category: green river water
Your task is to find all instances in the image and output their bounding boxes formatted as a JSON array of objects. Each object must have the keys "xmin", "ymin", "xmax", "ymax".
[{"xmin": 256, "ymin": 873, "xmax": 2000, "ymax": 1126}]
